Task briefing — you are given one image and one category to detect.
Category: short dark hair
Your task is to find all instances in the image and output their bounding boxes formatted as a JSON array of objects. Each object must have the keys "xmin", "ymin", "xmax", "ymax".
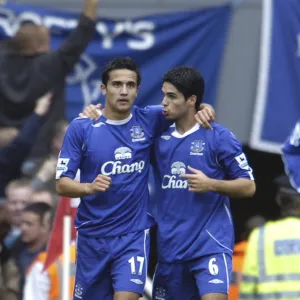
[
  {"xmin": 277, "ymin": 187, "xmax": 300, "ymax": 217},
  {"xmin": 101, "ymin": 57, "xmax": 141, "ymax": 86},
  {"xmin": 163, "ymin": 67, "xmax": 205, "ymax": 110},
  {"xmin": 23, "ymin": 202, "xmax": 53, "ymax": 225}
]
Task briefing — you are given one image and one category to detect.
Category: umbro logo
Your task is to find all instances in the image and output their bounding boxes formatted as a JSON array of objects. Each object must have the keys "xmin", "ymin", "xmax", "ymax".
[
  {"xmin": 92, "ymin": 122, "xmax": 106, "ymax": 128},
  {"xmin": 161, "ymin": 135, "xmax": 171, "ymax": 140},
  {"xmin": 130, "ymin": 279, "xmax": 144, "ymax": 285},
  {"xmin": 209, "ymin": 279, "xmax": 224, "ymax": 284}
]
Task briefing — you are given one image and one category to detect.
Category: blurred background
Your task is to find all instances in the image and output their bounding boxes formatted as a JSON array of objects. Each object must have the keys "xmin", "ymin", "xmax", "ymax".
[{"xmin": 0, "ymin": 0, "xmax": 299, "ymax": 299}]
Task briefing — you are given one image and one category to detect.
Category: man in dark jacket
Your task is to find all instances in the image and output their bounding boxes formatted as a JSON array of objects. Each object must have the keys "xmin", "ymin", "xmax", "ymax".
[
  {"xmin": 0, "ymin": 0, "xmax": 98, "ymax": 157},
  {"xmin": 0, "ymin": 93, "xmax": 52, "ymax": 199}
]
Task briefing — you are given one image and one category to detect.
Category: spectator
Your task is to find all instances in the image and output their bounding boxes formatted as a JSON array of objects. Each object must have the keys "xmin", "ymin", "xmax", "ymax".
[
  {"xmin": 11, "ymin": 202, "xmax": 53, "ymax": 299},
  {"xmin": 0, "ymin": 93, "xmax": 52, "ymax": 199},
  {"xmin": 0, "ymin": 0, "xmax": 98, "ymax": 157},
  {"xmin": 240, "ymin": 176, "xmax": 300, "ymax": 299},
  {"xmin": 4, "ymin": 179, "xmax": 33, "ymax": 249},
  {"xmin": 32, "ymin": 189, "xmax": 57, "ymax": 207},
  {"xmin": 24, "ymin": 244, "xmax": 76, "ymax": 300},
  {"xmin": 0, "ymin": 206, "xmax": 20, "ymax": 300},
  {"xmin": 229, "ymin": 215, "xmax": 266, "ymax": 300},
  {"xmin": 27, "ymin": 120, "xmax": 69, "ymax": 192}
]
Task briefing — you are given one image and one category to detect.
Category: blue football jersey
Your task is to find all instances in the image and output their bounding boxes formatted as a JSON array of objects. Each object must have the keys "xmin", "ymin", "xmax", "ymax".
[
  {"xmin": 151, "ymin": 123, "xmax": 254, "ymax": 262},
  {"xmin": 282, "ymin": 121, "xmax": 300, "ymax": 192},
  {"xmin": 56, "ymin": 105, "xmax": 171, "ymax": 237}
]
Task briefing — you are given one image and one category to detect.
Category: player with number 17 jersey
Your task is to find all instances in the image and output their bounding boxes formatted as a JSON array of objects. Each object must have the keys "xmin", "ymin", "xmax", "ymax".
[
  {"xmin": 56, "ymin": 104, "xmax": 171, "ymax": 299},
  {"xmin": 57, "ymin": 105, "xmax": 170, "ymax": 237}
]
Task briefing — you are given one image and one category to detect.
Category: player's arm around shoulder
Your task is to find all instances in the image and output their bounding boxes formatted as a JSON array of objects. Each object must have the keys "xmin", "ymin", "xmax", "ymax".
[
  {"xmin": 55, "ymin": 118, "xmax": 112, "ymax": 198},
  {"xmin": 180, "ymin": 124, "xmax": 255, "ymax": 198}
]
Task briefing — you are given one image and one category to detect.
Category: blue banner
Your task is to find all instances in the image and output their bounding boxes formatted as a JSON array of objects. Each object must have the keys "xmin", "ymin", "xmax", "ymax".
[
  {"xmin": 250, "ymin": 0, "xmax": 300, "ymax": 153},
  {"xmin": 0, "ymin": 4, "xmax": 231, "ymax": 120}
]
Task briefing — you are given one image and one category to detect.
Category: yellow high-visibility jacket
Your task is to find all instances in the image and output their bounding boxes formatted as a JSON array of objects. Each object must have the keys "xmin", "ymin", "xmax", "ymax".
[{"xmin": 240, "ymin": 217, "xmax": 300, "ymax": 300}]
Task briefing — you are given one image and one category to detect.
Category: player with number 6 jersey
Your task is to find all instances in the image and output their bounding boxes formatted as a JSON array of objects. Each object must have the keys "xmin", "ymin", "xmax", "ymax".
[{"xmin": 151, "ymin": 67, "xmax": 256, "ymax": 300}]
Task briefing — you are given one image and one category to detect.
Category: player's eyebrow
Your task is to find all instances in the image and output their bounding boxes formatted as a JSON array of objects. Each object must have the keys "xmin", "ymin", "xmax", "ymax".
[
  {"xmin": 165, "ymin": 92, "xmax": 177, "ymax": 97},
  {"xmin": 112, "ymin": 80, "xmax": 136, "ymax": 85}
]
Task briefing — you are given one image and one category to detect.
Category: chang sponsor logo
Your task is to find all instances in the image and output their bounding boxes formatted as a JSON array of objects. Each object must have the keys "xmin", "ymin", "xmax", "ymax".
[
  {"xmin": 114, "ymin": 147, "xmax": 132, "ymax": 160},
  {"xmin": 161, "ymin": 162, "xmax": 188, "ymax": 189},
  {"xmin": 101, "ymin": 147, "xmax": 145, "ymax": 176}
]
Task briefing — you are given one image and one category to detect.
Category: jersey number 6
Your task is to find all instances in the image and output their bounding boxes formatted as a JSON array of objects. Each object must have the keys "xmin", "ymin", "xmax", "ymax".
[{"xmin": 208, "ymin": 257, "xmax": 219, "ymax": 275}]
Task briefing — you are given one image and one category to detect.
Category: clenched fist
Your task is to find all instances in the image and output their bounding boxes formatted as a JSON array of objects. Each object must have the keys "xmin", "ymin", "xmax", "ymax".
[{"xmin": 85, "ymin": 174, "xmax": 112, "ymax": 194}]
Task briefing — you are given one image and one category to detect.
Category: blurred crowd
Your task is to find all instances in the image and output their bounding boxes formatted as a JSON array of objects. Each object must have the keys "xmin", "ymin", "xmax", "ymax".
[
  {"xmin": 0, "ymin": 2, "xmax": 300, "ymax": 300},
  {"xmin": 0, "ymin": 1, "xmax": 96, "ymax": 299}
]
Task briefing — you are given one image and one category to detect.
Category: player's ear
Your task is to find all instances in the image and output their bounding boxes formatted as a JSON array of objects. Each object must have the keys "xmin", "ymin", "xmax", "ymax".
[
  {"xmin": 188, "ymin": 95, "xmax": 197, "ymax": 107},
  {"xmin": 101, "ymin": 83, "xmax": 107, "ymax": 96}
]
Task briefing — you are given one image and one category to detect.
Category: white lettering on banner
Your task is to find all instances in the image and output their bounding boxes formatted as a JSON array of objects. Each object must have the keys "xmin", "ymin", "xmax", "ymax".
[
  {"xmin": 101, "ymin": 160, "xmax": 145, "ymax": 176},
  {"xmin": 0, "ymin": 8, "xmax": 156, "ymax": 50},
  {"xmin": 66, "ymin": 54, "xmax": 102, "ymax": 107},
  {"xmin": 297, "ymin": 34, "xmax": 300, "ymax": 57},
  {"xmin": 127, "ymin": 21, "xmax": 155, "ymax": 50},
  {"xmin": 97, "ymin": 20, "xmax": 155, "ymax": 50},
  {"xmin": 67, "ymin": 54, "xmax": 97, "ymax": 84}
]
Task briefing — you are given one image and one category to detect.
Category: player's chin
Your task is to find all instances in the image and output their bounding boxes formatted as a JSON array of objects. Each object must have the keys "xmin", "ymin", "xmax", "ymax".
[
  {"xmin": 116, "ymin": 103, "xmax": 132, "ymax": 112},
  {"xmin": 165, "ymin": 114, "xmax": 176, "ymax": 120}
]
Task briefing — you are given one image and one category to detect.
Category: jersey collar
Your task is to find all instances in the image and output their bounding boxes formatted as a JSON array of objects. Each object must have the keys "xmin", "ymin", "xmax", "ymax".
[
  {"xmin": 171, "ymin": 123, "xmax": 200, "ymax": 138},
  {"xmin": 101, "ymin": 114, "xmax": 133, "ymax": 125}
]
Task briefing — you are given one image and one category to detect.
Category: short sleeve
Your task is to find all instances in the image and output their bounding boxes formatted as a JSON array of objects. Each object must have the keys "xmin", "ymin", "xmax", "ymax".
[
  {"xmin": 140, "ymin": 105, "xmax": 173, "ymax": 139},
  {"xmin": 56, "ymin": 119, "xmax": 86, "ymax": 180},
  {"xmin": 216, "ymin": 127, "xmax": 254, "ymax": 180},
  {"xmin": 282, "ymin": 122, "xmax": 300, "ymax": 192}
]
